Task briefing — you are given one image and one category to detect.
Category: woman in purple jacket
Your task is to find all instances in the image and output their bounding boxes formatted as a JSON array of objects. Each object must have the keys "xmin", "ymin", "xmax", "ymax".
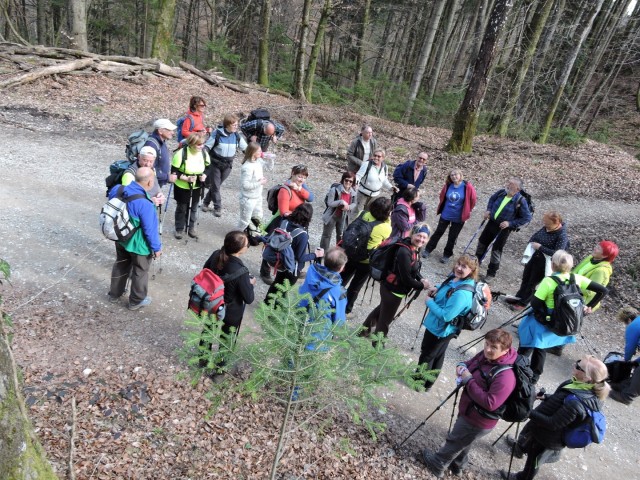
[
  {"xmin": 423, "ymin": 169, "xmax": 477, "ymax": 263},
  {"xmin": 420, "ymin": 328, "xmax": 517, "ymax": 478}
]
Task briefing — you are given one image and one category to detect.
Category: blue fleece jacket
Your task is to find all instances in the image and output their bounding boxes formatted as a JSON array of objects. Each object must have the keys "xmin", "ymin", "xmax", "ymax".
[
  {"xmin": 486, "ymin": 189, "xmax": 532, "ymax": 229},
  {"xmin": 298, "ymin": 263, "xmax": 347, "ymax": 350},
  {"xmin": 423, "ymin": 277, "xmax": 474, "ymax": 338}
]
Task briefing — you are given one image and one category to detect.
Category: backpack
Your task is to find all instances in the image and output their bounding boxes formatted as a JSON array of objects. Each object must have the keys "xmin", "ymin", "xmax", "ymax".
[
  {"xmin": 518, "ymin": 189, "xmax": 535, "ymax": 214},
  {"xmin": 368, "ymin": 238, "xmax": 414, "ymax": 282},
  {"xmin": 476, "ymin": 355, "xmax": 536, "ymax": 423},
  {"xmin": 603, "ymin": 351, "xmax": 635, "ymax": 384},
  {"xmin": 340, "ymin": 213, "xmax": 381, "ymax": 262},
  {"xmin": 266, "ymin": 184, "xmax": 292, "ymax": 214},
  {"xmin": 188, "ymin": 266, "xmax": 249, "ymax": 320},
  {"xmin": 447, "ymin": 281, "xmax": 492, "ymax": 331},
  {"xmin": 324, "ymin": 183, "xmax": 342, "ymax": 208},
  {"xmin": 125, "ymin": 129, "xmax": 150, "ymax": 163},
  {"xmin": 247, "ymin": 108, "xmax": 271, "ymax": 122},
  {"xmin": 99, "ymin": 185, "xmax": 145, "ymax": 242},
  {"xmin": 562, "ymin": 394, "xmax": 606, "ymax": 448},
  {"xmin": 547, "ymin": 274, "xmax": 584, "ymax": 336},
  {"xmin": 262, "ymin": 220, "xmax": 305, "ymax": 275},
  {"xmin": 175, "ymin": 114, "xmax": 195, "ymax": 143},
  {"xmin": 105, "ymin": 159, "xmax": 135, "ymax": 196}
]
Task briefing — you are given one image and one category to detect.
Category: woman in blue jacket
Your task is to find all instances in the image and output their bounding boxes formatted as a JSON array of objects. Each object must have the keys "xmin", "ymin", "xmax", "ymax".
[{"xmin": 417, "ymin": 254, "xmax": 479, "ymax": 390}]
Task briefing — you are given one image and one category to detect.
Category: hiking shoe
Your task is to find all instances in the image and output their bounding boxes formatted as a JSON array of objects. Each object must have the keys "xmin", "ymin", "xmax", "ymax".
[
  {"xmin": 174, "ymin": 230, "xmax": 183, "ymax": 240},
  {"xmin": 188, "ymin": 229, "xmax": 198, "ymax": 239},
  {"xmin": 484, "ymin": 273, "xmax": 496, "ymax": 281},
  {"xmin": 213, "ymin": 209, "xmax": 222, "ymax": 217},
  {"xmin": 505, "ymin": 435, "xmax": 524, "ymax": 459},
  {"xmin": 449, "ymin": 464, "xmax": 463, "ymax": 476},
  {"xmin": 128, "ymin": 296, "xmax": 152, "ymax": 311},
  {"xmin": 609, "ymin": 389, "xmax": 633, "ymax": 405},
  {"xmin": 107, "ymin": 293, "xmax": 121, "ymax": 303},
  {"xmin": 421, "ymin": 249, "xmax": 431, "ymax": 259},
  {"xmin": 260, "ymin": 274, "xmax": 274, "ymax": 285},
  {"xmin": 503, "ymin": 295, "xmax": 521, "ymax": 304},
  {"xmin": 419, "ymin": 449, "xmax": 444, "ymax": 478},
  {"xmin": 439, "ymin": 255, "xmax": 451, "ymax": 264},
  {"xmin": 201, "ymin": 204, "xmax": 212, "ymax": 212}
]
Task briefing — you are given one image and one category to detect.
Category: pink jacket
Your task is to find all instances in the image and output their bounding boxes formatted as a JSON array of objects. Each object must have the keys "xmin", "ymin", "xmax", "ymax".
[{"xmin": 436, "ymin": 181, "xmax": 477, "ymax": 222}]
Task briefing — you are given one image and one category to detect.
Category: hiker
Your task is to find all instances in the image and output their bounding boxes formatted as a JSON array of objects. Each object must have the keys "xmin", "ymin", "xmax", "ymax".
[
  {"xmin": 354, "ymin": 148, "xmax": 397, "ymax": 215},
  {"xmin": 389, "ymin": 186, "xmax": 426, "ymax": 241},
  {"xmin": 264, "ymin": 203, "xmax": 324, "ymax": 302},
  {"xmin": 260, "ymin": 164, "xmax": 315, "ymax": 284},
  {"xmin": 346, "ymin": 124, "xmax": 377, "ymax": 173},
  {"xmin": 502, "ymin": 356, "xmax": 609, "ymax": 480},
  {"xmin": 144, "ymin": 118, "xmax": 177, "ymax": 188},
  {"xmin": 474, "ymin": 177, "xmax": 532, "ymax": 281},
  {"xmin": 417, "ymin": 254, "xmax": 479, "ymax": 390},
  {"xmin": 361, "ymin": 225, "xmax": 431, "ymax": 339},
  {"xmin": 201, "ymin": 113, "xmax": 248, "ymax": 217},
  {"xmin": 298, "ymin": 246, "xmax": 348, "ymax": 351},
  {"xmin": 608, "ymin": 306, "xmax": 640, "ymax": 405},
  {"xmin": 422, "ymin": 169, "xmax": 477, "ymax": 263},
  {"xmin": 392, "ymin": 152, "xmax": 429, "ymax": 199},
  {"xmin": 237, "ymin": 142, "xmax": 273, "ymax": 233},
  {"xmin": 340, "ymin": 197, "xmax": 393, "ymax": 315},
  {"xmin": 505, "ymin": 211, "xmax": 569, "ymax": 311},
  {"xmin": 180, "ymin": 96, "xmax": 211, "ymax": 141},
  {"xmin": 170, "ymin": 132, "xmax": 210, "ymax": 240},
  {"xmin": 420, "ymin": 329, "xmax": 517, "ymax": 478},
  {"xmin": 240, "ymin": 116, "xmax": 284, "ymax": 151},
  {"xmin": 121, "ymin": 146, "xmax": 165, "ymax": 206},
  {"xmin": 517, "ymin": 250, "xmax": 608, "ymax": 384},
  {"xmin": 107, "ymin": 167, "xmax": 162, "ymax": 311},
  {"xmin": 200, "ymin": 231, "xmax": 255, "ymax": 381},
  {"xmin": 319, "ymin": 172, "xmax": 357, "ymax": 253}
]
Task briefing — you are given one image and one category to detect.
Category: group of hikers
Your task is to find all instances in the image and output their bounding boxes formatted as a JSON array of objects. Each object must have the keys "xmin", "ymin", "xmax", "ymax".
[{"xmin": 103, "ymin": 100, "xmax": 638, "ymax": 479}]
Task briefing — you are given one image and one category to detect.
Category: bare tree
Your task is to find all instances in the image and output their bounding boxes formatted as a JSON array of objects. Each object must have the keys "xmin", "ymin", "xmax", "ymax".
[
  {"xmin": 151, "ymin": 0, "xmax": 177, "ymax": 61},
  {"xmin": 68, "ymin": 0, "xmax": 89, "ymax": 51}
]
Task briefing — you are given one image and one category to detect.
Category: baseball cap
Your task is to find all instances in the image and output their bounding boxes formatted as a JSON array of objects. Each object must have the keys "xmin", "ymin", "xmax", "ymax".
[
  {"xmin": 139, "ymin": 146, "xmax": 158, "ymax": 157},
  {"xmin": 153, "ymin": 118, "xmax": 177, "ymax": 130}
]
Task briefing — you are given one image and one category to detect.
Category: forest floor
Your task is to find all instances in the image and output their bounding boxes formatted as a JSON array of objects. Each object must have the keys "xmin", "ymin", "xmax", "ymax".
[{"xmin": 1, "ymin": 68, "xmax": 639, "ymax": 480}]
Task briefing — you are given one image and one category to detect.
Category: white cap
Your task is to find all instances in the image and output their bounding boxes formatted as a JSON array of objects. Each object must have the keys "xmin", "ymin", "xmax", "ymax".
[
  {"xmin": 139, "ymin": 146, "xmax": 157, "ymax": 158},
  {"xmin": 153, "ymin": 118, "xmax": 177, "ymax": 130}
]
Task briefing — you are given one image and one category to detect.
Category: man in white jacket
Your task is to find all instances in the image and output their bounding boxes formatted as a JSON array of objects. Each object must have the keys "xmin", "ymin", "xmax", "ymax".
[{"xmin": 354, "ymin": 149, "xmax": 397, "ymax": 216}]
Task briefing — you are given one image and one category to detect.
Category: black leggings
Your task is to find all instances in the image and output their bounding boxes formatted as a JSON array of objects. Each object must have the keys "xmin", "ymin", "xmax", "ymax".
[{"xmin": 418, "ymin": 328, "xmax": 456, "ymax": 388}]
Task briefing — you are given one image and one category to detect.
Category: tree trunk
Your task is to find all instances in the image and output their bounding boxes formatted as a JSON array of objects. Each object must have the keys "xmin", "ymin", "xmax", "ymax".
[
  {"xmin": 258, "ymin": 0, "xmax": 271, "ymax": 86},
  {"xmin": 151, "ymin": 0, "xmax": 177, "ymax": 62},
  {"xmin": 536, "ymin": 0, "xmax": 605, "ymax": 144},
  {"xmin": 494, "ymin": 0, "xmax": 554, "ymax": 136},
  {"xmin": 37, "ymin": 0, "xmax": 47, "ymax": 45},
  {"xmin": 372, "ymin": 8, "xmax": 394, "ymax": 78},
  {"xmin": 426, "ymin": 0, "xmax": 461, "ymax": 102},
  {"xmin": 68, "ymin": 0, "xmax": 89, "ymax": 51},
  {"xmin": 447, "ymin": 0, "xmax": 512, "ymax": 153},
  {"xmin": 403, "ymin": 0, "xmax": 447, "ymax": 122},
  {"xmin": 354, "ymin": 0, "xmax": 372, "ymax": 85},
  {"xmin": 293, "ymin": 0, "xmax": 313, "ymax": 99},
  {"xmin": 304, "ymin": 0, "xmax": 333, "ymax": 101}
]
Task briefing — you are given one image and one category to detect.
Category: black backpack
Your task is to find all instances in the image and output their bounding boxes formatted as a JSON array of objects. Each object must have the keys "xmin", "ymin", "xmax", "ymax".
[
  {"xmin": 476, "ymin": 355, "xmax": 536, "ymax": 423},
  {"xmin": 368, "ymin": 238, "xmax": 415, "ymax": 282},
  {"xmin": 105, "ymin": 159, "xmax": 135, "ymax": 196},
  {"xmin": 518, "ymin": 189, "xmax": 535, "ymax": 214},
  {"xmin": 247, "ymin": 108, "xmax": 271, "ymax": 122},
  {"xmin": 547, "ymin": 274, "xmax": 584, "ymax": 336},
  {"xmin": 340, "ymin": 213, "xmax": 381, "ymax": 262},
  {"xmin": 324, "ymin": 183, "xmax": 342, "ymax": 208}
]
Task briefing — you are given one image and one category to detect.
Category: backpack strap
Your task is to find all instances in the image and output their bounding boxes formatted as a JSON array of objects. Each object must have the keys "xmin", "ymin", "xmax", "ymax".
[
  {"xmin": 446, "ymin": 282, "xmax": 475, "ymax": 298},
  {"xmin": 312, "ymin": 287, "xmax": 333, "ymax": 305},
  {"xmin": 220, "ymin": 266, "xmax": 250, "ymax": 283}
]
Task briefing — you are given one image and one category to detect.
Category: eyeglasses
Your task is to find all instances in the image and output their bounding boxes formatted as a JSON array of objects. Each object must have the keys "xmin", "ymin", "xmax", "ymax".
[
  {"xmin": 373, "ymin": 154, "xmax": 384, "ymax": 158},
  {"xmin": 575, "ymin": 360, "xmax": 585, "ymax": 372},
  {"xmin": 343, "ymin": 179, "xmax": 354, "ymax": 183}
]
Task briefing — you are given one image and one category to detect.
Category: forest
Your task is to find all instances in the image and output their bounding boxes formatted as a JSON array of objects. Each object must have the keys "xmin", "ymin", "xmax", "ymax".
[{"xmin": 1, "ymin": 0, "xmax": 639, "ymax": 153}]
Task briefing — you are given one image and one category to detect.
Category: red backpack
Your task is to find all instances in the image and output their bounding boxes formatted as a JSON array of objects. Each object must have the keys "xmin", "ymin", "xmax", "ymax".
[{"xmin": 187, "ymin": 267, "xmax": 248, "ymax": 319}]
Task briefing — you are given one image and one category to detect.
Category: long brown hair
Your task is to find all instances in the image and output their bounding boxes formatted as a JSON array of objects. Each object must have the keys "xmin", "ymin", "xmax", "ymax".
[{"xmin": 216, "ymin": 231, "xmax": 248, "ymax": 270}]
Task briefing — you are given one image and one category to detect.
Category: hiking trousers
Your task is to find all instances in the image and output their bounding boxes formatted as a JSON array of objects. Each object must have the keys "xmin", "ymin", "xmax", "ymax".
[
  {"xmin": 320, "ymin": 213, "xmax": 347, "ymax": 252},
  {"xmin": 418, "ymin": 328, "xmax": 457, "ymax": 388},
  {"xmin": 340, "ymin": 260, "xmax": 371, "ymax": 313},
  {"xmin": 109, "ymin": 243, "xmax": 151, "ymax": 305},
  {"xmin": 174, "ymin": 186, "xmax": 200, "ymax": 232},
  {"xmin": 430, "ymin": 416, "xmax": 492, "ymax": 475},
  {"xmin": 204, "ymin": 163, "xmax": 232, "ymax": 210},
  {"xmin": 237, "ymin": 195, "xmax": 263, "ymax": 231},
  {"xmin": 424, "ymin": 217, "xmax": 465, "ymax": 258},
  {"xmin": 475, "ymin": 220, "xmax": 511, "ymax": 276},
  {"xmin": 362, "ymin": 283, "xmax": 402, "ymax": 337}
]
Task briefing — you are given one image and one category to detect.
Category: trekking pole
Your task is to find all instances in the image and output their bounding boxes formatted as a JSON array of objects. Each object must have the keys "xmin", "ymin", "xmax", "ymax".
[
  {"xmin": 184, "ymin": 181, "xmax": 194, "ymax": 243},
  {"xmin": 395, "ymin": 384, "xmax": 463, "ymax": 450},
  {"xmin": 580, "ymin": 334, "xmax": 599, "ymax": 356},
  {"xmin": 393, "ymin": 289, "xmax": 420, "ymax": 321},
  {"xmin": 478, "ymin": 231, "xmax": 501, "ymax": 265},
  {"xmin": 157, "ymin": 205, "xmax": 163, "ymax": 235},
  {"xmin": 506, "ymin": 422, "xmax": 521, "ymax": 479},
  {"xmin": 411, "ymin": 305, "xmax": 430, "ymax": 351},
  {"xmin": 457, "ymin": 306, "xmax": 532, "ymax": 354},
  {"xmin": 462, "ymin": 220, "xmax": 486, "ymax": 255},
  {"xmin": 160, "ymin": 183, "xmax": 173, "ymax": 234},
  {"xmin": 448, "ymin": 387, "xmax": 460, "ymax": 434},
  {"xmin": 491, "ymin": 422, "xmax": 515, "ymax": 447},
  {"xmin": 151, "ymin": 255, "xmax": 158, "ymax": 281}
]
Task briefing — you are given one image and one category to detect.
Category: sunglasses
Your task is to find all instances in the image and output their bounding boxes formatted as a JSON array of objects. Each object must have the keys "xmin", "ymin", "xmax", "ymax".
[{"xmin": 575, "ymin": 360, "xmax": 585, "ymax": 372}]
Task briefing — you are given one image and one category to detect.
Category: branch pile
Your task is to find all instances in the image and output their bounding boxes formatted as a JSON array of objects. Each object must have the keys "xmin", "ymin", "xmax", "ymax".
[{"xmin": 0, "ymin": 43, "xmax": 256, "ymax": 94}]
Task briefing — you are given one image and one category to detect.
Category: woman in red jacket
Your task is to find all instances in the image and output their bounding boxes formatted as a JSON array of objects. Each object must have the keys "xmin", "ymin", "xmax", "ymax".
[
  {"xmin": 180, "ymin": 96, "xmax": 211, "ymax": 141},
  {"xmin": 423, "ymin": 169, "xmax": 477, "ymax": 263}
]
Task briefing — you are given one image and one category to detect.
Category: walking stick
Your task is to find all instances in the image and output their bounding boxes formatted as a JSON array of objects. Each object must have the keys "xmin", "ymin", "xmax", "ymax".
[
  {"xmin": 478, "ymin": 231, "xmax": 501, "ymax": 265},
  {"xmin": 184, "ymin": 181, "xmax": 195, "ymax": 242},
  {"xmin": 393, "ymin": 289, "xmax": 420, "ymax": 321},
  {"xmin": 411, "ymin": 304, "xmax": 430, "ymax": 351},
  {"xmin": 462, "ymin": 220, "xmax": 486, "ymax": 255},
  {"xmin": 395, "ymin": 384, "xmax": 463, "ymax": 450},
  {"xmin": 506, "ymin": 422, "xmax": 521, "ymax": 479},
  {"xmin": 492, "ymin": 422, "xmax": 516, "ymax": 447},
  {"xmin": 457, "ymin": 306, "xmax": 532, "ymax": 354},
  {"xmin": 448, "ymin": 387, "xmax": 460, "ymax": 434},
  {"xmin": 160, "ymin": 183, "xmax": 173, "ymax": 235}
]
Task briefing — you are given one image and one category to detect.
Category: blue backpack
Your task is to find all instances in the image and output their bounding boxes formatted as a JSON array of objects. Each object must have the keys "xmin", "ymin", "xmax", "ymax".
[
  {"xmin": 262, "ymin": 220, "xmax": 305, "ymax": 275},
  {"xmin": 175, "ymin": 114, "xmax": 195, "ymax": 143},
  {"xmin": 562, "ymin": 394, "xmax": 606, "ymax": 448}
]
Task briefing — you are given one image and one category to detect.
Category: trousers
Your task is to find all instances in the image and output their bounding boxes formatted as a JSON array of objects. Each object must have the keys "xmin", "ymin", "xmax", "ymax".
[{"xmin": 109, "ymin": 242, "xmax": 152, "ymax": 305}]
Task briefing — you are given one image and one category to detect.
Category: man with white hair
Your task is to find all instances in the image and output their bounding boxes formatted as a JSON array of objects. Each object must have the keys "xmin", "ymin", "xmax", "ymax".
[
  {"xmin": 144, "ymin": 118, "xmax": 177, "ymax": 188},
  {"xmin": 121, "ymin": 146, "xmax": 165, "ymax": 206}
]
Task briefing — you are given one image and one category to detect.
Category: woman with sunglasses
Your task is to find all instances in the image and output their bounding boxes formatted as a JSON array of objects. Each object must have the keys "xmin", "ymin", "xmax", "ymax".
[
  {"xmin": 517, "ymin": 250, "xmax": 608, "ymax": 384},
  {"xmin": 320, "ymin": 172, "xmax": 357, "ymax": 253},
  {"xmin": 502, "ymin": 356, "xmax": 610, "ymax": 480},
  {"xmin": 170, "ymin": 132, "xmax": 210, "ymax": 239},
  {"xmin": 180, "ymin": 96, "xmax": 211, "ymax": 142}
]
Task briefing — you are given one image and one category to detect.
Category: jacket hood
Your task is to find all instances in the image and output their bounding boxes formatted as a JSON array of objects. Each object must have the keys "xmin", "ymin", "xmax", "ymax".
[
  {"xmin": 304, "ymin": 264, "xmax": 342, "ymax": 294},
  {"xmin": 488, "ymin": 346, "xmax": 518, "ymax": 366}
]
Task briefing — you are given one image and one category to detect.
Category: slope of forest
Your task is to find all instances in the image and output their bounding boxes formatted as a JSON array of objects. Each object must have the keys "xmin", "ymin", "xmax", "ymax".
[{"xmin": 1, "ymin": 61, "xmax": 640, "ymax": 480}]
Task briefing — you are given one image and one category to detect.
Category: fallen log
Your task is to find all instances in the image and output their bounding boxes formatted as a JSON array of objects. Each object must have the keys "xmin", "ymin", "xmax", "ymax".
[
  {"xmin": 0, "ymin": 57, "xmax": 95, "ymax": 89},
  {"xmin": 179, "ymin": 61, "xmax": 249, "ymax": 94}
]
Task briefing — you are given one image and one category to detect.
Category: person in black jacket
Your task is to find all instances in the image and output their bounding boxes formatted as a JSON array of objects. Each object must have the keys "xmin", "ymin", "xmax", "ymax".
[
  {"xmin": 200, "ymin": 231, "xmax": 255, "ymax": 379},
  {"xmin": 361, "ymin": 224, "xmax": 431, "ymax": 340},
  {"xmin": 502, "ymin": 355, "xmax": 610, "ymax": 480}
]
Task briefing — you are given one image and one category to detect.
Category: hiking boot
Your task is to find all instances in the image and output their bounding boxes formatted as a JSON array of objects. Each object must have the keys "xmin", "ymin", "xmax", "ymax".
[
  {"xmin": 260, "ymin": 274, "xmax": 274, "ymax": 285},
  {"xmin": 419, "ymin": 449, "xmax": 444, "ymax": 478},
  {"xmin": 484, "ymin": 273, "xmax": 496, "ymax": 281},
  {"xmin": 449, "ymin": 463, "xmax": 463, "ymax": 476},
  {"xmin": 174, "ymin": 230, "xmax": 183, "ymax": 240},
  {"xmin": 439, "ymin": 255, "xmax": 451, "ymax": 264},
  {"xmin": 128, "ymin": 296, "xmax": 152, "ymax": 311},
  {"xmin": 609, "ymin": 389, "xmax": 633, "ymax": 405},
  {"xmin": 188, "ymin": 229, "xmax": 198, "ymax": 239},
  {"xmin": 505, "ymin": 435, "xmax": 524, "ymax": 459},
  {"xmin": 201, "ymin": 204, "xmax": 212, "ymax": 212},
  {"xmin": 213, "ymin": 208, "xmax": 222, "ymax": 217},
  {"xmin": 107, "ymin": 293, "xmax": 121, "ymax": 303}
]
